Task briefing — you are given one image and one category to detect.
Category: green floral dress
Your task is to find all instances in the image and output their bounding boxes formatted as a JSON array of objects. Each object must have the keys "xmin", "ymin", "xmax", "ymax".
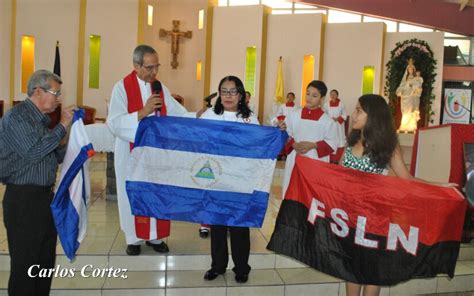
[{"xmin": 342, "ymin": 146, "xmax": 386, "ymax": 175}]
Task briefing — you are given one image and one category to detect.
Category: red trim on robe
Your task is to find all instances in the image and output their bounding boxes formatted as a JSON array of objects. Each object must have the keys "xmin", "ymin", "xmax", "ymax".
[
  {"xmin": 329, "ymin": 98, "xmax": 340, "ymax": 107},
  {"xmin": 316, "ymin": 140, "xmax": 334, "ymax": 158},
  {"xmin": 330, "ymin": 147, "xmax": 345, "ymax": 163},
  {"xmin": 124, "ymin": 71, "xmax": 167, "ymax": 116},
  {"xmin": 337, "ymin": 116, "xmax": 345, "ymax": 124},
  {"xmin": 285, "ymin": 102, "xmax": 295, "ymax": 107},
  {"xmin": 123, "ymin": 70, "xmax": 170, "ymax": 240},
  {"xmin": 284, "ymin": 138, "xmax": 295, "ymax": 155},
  {"xmin": 301, "ymin": 107, "xmax": 324, "ymax": 121}
]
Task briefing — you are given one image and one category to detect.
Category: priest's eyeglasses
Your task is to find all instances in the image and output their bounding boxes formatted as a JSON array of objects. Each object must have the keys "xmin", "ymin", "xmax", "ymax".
[
  {"xmin": 142, "ymin": 64, "xmax": 161, "ymax": 72},
  {"xmin": 220, "ymin": 89, "xmax": 239, "ymax": 96}
]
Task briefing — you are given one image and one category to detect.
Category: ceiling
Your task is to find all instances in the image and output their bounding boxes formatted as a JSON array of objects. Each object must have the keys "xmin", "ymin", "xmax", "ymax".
[
  {"xmin": 443, "ymin": 0, "xmax": 474, "ymax": 11},
  {"xmin": 297, "ymin": 0, "xmax": 474, "ymax": 36}
]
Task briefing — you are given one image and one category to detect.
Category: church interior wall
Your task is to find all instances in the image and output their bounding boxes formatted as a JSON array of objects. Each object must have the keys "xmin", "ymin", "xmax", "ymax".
[
  {"xmin": 383, "ymin": 32, "xmax": 444, "ymax": 126},
  {"xmin": 323, "ymin": 22, "xmax": 385, "ymax": 121},
  {"xmin": 15, "ymin": 0, "xmax": 80, "ymax": 108},
  {"xmin": 210, "ymin": 5, "xmax": 265, "ymax": 116},
  {"xmin": 1, "ymin": 1, "xmax": 448, "ymax": 125},
  {"xmin": 152, "ymin": 0, "xmax": 207, "ymax": 113},
  {"xmin": 82, "ymin": 0, "xmax": 138, "ymax": 118},
  {"xmin": 263, "ymin": 13, "xmax": 323, "ymax": 124},
  {"xmin": 0, "ymin": 0, "xmax": 12, "ymax": 108}
]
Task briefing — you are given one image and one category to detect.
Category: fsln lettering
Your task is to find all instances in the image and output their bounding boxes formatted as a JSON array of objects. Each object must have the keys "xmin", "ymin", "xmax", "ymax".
[{"xmin": 307, "ymin": 197, "xmax": 419, "ymax": 255}]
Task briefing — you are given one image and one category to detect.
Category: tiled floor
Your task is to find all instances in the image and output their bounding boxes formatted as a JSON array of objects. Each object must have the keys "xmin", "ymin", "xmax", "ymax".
[{"xmin": 1, "ymin": 152, "xmax": 474, "ymax": 295}]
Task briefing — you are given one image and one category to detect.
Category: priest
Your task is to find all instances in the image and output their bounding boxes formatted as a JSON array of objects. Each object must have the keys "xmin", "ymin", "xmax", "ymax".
[{"xmin": 107, "ymin": 44, "xmax": 189, "ymax": 255}]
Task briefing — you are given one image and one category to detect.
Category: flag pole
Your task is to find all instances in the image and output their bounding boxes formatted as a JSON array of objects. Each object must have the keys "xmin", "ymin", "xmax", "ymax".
[
  {"xmin": 275, "ymin": 56, "xmax": 285, "ymax": 105},
  {"xmin": 54, "ymin": 41, "xmax": 61, "ymax": 77}
]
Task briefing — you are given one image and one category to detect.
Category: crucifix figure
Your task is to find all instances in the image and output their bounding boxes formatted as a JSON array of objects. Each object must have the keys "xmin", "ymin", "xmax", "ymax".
[{"xmin": 159, "ymin": 20, "xmax": 192, "ymax": 69}]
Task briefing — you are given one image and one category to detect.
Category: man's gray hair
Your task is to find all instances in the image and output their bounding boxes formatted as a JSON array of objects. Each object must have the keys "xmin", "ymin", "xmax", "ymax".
[
  {"xmin": 27, "ymin": 70, "xmax": 62, "ymax": 97},
  {"xmin": 133, "ymin": 45, "xmax": 157, "ymax": 65}
]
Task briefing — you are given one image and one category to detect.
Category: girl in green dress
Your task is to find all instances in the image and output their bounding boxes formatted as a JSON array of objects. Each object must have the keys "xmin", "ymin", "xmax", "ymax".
[{"xmin": 341, "ymin": 94, "xmax": 417, "ymax": 296}]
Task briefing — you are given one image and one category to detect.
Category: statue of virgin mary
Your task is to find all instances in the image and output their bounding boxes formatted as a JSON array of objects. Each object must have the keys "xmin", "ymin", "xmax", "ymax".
[{"xmin": 396, "ymin": 58, "xmax": 423, "ymax": 132}]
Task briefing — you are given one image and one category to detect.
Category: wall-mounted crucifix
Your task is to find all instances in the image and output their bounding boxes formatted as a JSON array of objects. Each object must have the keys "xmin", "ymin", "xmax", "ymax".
[{"xmin": 159, "ymin": 20, "xmax": 192, "ymax": 69}]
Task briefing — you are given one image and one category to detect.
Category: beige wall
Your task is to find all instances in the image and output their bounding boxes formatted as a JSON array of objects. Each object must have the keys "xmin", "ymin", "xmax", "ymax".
[
  {"xmin": 263, "ymin": 13, "xmax": 323, "ymax": 124},
  {"xmin": 15, "ymin": 0, "xmax": 80, "ymax": 107},
  {"xmin": 210, "ymin": 5, "xmax": 266, "ymax": 115},
  {"xmin": 384, "ymin": 32, "xmax": 444, "ymax": 126},
  {"xmin": 151, "ymin": 0, "xmax": 208, "ymax": 113},
  {"xmin": 323, "ymin": 22, "xmax": 385, "ymax": 118},
  {"xmin": 415, "ymin": 125, "xmax": 451, "ymax": 182},
  {"xmin": 2, "ymin": 2, "xmax": 446, "ymax": 124},
  {"xmin": 4, "ymin": 0, "xmax": 205, "ymax": 117},
  {"xmin": 83, "ymin": 0, "xmax": 138, "ymax": 117},
  {"xmin": 0, "ymin": 0, "xmax": 12, "ymax": 107}
]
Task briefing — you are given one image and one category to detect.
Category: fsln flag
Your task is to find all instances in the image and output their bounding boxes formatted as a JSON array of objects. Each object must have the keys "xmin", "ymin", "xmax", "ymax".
[
  {"xmin": 51, "ymin": 109, "xmax": 95, "ymax": 261},
  {"xmin": 54, "ymin": 41, "xmax": 61, "ymax": 77},
  {"xmin": 267, "ymin": 155, "xmax": 466, "ymax": 286},
  {"xmin": 126, "ymin": 116, "xmax": 288, "ymax": 228},
  {"xmin": 274, "ymin": 57, "xmax": 285, "ymax": 105}
]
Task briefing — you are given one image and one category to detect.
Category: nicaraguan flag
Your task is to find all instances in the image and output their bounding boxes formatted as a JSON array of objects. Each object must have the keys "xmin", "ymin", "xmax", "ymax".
[
  {"xmin": 126, "ymin": 116, "xmax": 288, "ymax": 227},
  {"xmin": 51, "ymin": 109, "xmax": 95, "ymax": 261}
]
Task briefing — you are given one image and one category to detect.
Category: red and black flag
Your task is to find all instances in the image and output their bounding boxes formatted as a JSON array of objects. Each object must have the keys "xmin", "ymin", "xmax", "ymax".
[
  {"xmin": 54, "ymin": 41, "xmax": 61, "ymax": 77},
  {"xmin": 267, "ymin": 155, "xmax": 466, "ymax": 286}
]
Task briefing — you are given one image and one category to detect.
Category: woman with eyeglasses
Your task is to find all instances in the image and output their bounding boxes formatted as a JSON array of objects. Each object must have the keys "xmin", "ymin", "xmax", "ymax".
[
  {"xmin": 200, "ymin": 76, "xmax": 258, "ymax": 124},
  {"xmin": 200, "ymin": 75, "xmax": 258, "ymax": 284}
]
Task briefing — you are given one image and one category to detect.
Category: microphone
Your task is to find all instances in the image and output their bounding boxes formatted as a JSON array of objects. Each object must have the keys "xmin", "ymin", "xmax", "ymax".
[
  {"xmin": 151, "ymin": 80, "xmax": 163, "ymax": 111},
  {"xmin": 204, "ymin": 92, "xmax": 217, "ymax": 107},
  {"xmin": 454, "ymin": 101, "xmax": 471, "ymax": 112}
]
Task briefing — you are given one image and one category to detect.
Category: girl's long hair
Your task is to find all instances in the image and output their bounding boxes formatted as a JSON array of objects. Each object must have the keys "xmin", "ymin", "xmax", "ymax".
[{"xmin": 347, "ymin": 94, "xmax": 398, "ymax": 168}]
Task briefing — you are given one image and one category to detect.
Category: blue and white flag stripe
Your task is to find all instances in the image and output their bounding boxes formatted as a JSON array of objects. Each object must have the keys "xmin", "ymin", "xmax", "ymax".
[
  {"xmin": 127, "ymin": 182, "xmax": 269, "ymax": 227},
  {"xmin": 126, "ymin": 116, "xmax": 287, "ymax": 228},
  {"xmin": 128, "ymin": 148, "xmax": 275, "ymax": 194},
  {"xmin": 51, "ymin": 109, "xmax": 94, "ymax": 261},
  {"xmin": 134, "ymin": 116, "xmax": 285, "ymax": 159}
]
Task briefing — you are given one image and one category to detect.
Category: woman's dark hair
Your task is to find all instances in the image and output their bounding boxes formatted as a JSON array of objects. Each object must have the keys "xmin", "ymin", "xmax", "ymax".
[
  {"xmin": 214, "ymin": 76, "xmax": 252, "ymax": 118},
  {"xmin": 347, "ymin": 94, "xmax": 398, "ymax": 169},
  {"xmin": 330, "ymin": 89, "xmax": 339, "ymax": 96},
  {"xmin": 287, "ymin": 92, "xmax": 295, "ymax": 97},
  {"xmin": 306, "ymin": 80, "xmax": 327, "ymax": 97},
  {"xmin": 245, "ymin": 91, "xmax": 251, "ymax": 97}
]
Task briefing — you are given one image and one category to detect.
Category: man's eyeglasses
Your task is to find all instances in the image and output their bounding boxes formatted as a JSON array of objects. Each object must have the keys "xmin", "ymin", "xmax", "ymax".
[
  {"xmin": 220, "ymin": 89, "xmax": 239, "ymax": 96},
  {"xmin": 141, "ymin": 64, "xmax": 161, "ymax": 72},
  {"xmin": 37, "ymin": 87, "xmax": 61, "ymax": 97}
]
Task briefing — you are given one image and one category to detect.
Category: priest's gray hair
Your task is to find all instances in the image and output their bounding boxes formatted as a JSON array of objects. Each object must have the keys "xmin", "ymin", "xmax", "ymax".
[
  {"xmin": 27, "ymin": 70, "xmax": 62, "ymax": 97},
  {"xmin": 133, "ymin": 45, "xmax": 157, "ymax": 66}
]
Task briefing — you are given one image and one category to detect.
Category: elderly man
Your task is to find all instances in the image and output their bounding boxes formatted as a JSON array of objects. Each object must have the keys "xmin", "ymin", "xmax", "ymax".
[
  {"xmin": 107, "ymin": 44, "xmax": 190, "ymax": 256},
  {"xmin": 1, "ymin": 69, "xmax": 75, "ymax": 295}
]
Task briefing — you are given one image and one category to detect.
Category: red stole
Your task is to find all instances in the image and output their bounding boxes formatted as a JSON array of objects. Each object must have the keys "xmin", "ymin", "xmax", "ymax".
[
  {"xmin": 124, "ymin": 71, "xmax": 168, "ymax": 117},
  {"xmin": 329, "ymin": 99, "xmax": 340, "ymax": 107},
  {"xmin": 123, "ymin": 70, "xmax": 170, "ymax": 240},
  {"xmin": 300, "ymin": 107, "xmax": 333, "ymax": 158},
  {"xmin": 286, "ymin": 102, "xmax": 295, "ymax": 107},
  {"xmin": 301, "ymin": 107, "xmax": 324, "ymax": 121}
]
